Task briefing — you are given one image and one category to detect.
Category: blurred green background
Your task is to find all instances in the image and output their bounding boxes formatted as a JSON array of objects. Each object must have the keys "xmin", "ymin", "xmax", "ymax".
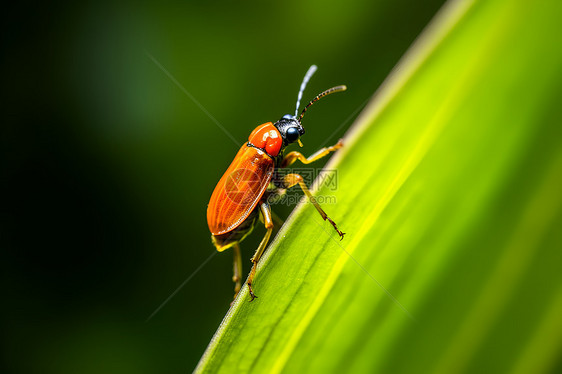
[{"xmin": 1, "ymin": 1, "xmax": 447, "ymax": 373}]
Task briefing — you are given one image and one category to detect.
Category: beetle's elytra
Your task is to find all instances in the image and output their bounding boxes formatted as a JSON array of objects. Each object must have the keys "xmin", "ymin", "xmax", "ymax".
[{"xmin": 207, "ymin": 65, "xmax": 346, "ymax": 302}]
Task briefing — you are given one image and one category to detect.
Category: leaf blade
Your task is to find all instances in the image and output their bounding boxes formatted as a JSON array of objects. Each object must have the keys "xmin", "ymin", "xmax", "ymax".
[{"xmin": 196, "ymin": 0, "xmax": 562, "ymax": 372}]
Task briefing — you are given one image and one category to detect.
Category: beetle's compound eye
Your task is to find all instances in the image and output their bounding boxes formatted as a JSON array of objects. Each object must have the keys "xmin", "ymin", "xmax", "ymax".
[
  {"xmin": 286, "ymin": 127, "xmax": 300, "ymax": 143},
  {"xmin": 282, "ymin": 114, "xmax": 295, "ymax": 120}
]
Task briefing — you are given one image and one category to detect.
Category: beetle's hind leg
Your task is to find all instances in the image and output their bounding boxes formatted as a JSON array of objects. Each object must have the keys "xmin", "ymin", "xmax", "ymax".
[
  {"xmin": 211, "ymin": 209, "xmax": 259, "ymax": 302},
  {"xmin": 247, "ymin": 202, "xmax": 274, "ymax": 301},
  {"xmin": 232, "ymin": 243, "xmax": 242, "ymax": 299},
  {"xmin": 283, "ymin": 173, "xmax": 345, "ymax": 240}
]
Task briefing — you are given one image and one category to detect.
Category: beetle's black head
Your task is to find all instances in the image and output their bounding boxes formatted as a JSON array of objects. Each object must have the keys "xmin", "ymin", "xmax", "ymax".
[{"xmin": 274, "ymin": 114, "xmax": 305, "ymax": 146}]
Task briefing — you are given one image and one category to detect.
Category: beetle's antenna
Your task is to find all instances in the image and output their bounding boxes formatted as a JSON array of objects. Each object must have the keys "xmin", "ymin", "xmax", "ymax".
[
  {"xmin": 298, "ymin": 85, "xmax": 347, "ymax": 122},
  {"xmin": 294, "ymin": 65, "xmax": 318, "ymax": 117}
]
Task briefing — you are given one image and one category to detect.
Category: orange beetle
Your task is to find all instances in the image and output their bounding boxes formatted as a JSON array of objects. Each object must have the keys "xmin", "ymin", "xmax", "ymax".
[{"xmin": 207, "ymin": 65, "xmax": 346, "ymax": 301}]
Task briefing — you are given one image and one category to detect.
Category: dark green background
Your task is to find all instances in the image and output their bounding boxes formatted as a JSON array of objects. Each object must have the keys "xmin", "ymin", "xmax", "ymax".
[{"xmin": 2, "ymin": 1, "xmax": 445, "ymax": 372}]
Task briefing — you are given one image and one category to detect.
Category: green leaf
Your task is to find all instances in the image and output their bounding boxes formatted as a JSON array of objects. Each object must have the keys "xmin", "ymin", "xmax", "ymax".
[{"xmin": 196, "ymin": 0, "xmax": 562, "ymax": 372}]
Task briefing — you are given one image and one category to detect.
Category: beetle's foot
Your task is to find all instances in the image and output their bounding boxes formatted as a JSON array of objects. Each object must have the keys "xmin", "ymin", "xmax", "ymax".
[
  {"xmin": 326, "ymin": 216, "xmax": 345, "ymax": 240},
  {"xmin": 248, "ymin": 283, "xmax": 258, "ymax": 302}
]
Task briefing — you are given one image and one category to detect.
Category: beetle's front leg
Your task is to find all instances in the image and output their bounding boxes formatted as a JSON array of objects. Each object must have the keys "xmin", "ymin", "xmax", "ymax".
[{"xmin": 281, "ymin": 139, "xmax": 343, "ymax": 168}]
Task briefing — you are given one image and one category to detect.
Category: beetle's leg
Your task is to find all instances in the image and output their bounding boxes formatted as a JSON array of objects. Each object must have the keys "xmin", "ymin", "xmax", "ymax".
[
  {"xmin": 261, "ymin": 189, "xmax": 285, "ymax": 228},
  {"xmin": 232, "ymin": 243, "xmax": 242, "ymax": 299},
  {"xmin": 281, "ymin": 139, "xmax": 343, "ymax": 168},
  {"xmin": 283, "ymin": 173, "xmax": 345, "ymax": 240},
  {"xmin": 247, "ymin": 202, "xmax": 274, "ymax": 301},
  {"xmin": 260, "ymin": 203, "xmax": 284, "ymax": 232}
]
